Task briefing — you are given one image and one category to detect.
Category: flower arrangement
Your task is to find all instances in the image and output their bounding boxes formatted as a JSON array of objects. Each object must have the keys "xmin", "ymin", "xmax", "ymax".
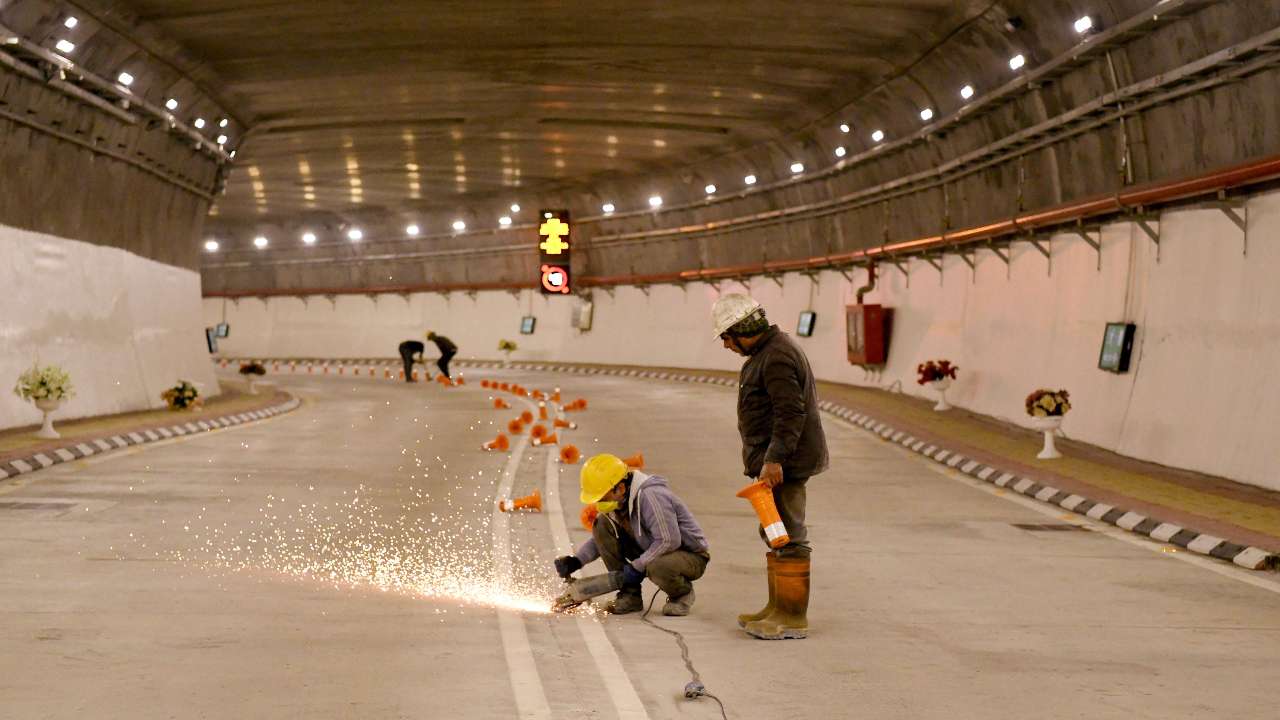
[
  {"xmin": 1025, "ymin": 389, "xmax": 1071, "ymax": 417},
  {"xmin": 498, "ymin": 339, "xmax": 518, "ymax": 352},
  {"xmin": 916, "ymin": 360, "xmax": 958, "ymax": 385},
  {"xmin": 13, "ymin": 363, "xmax": 75, "ymax": 403},
  {"xmin": 162, "ymin": 380, "xmax": 203, "ymax": 411},
  {"xmin": 238, "ymin": 362, "xmax": 266, "ymax": 376}
]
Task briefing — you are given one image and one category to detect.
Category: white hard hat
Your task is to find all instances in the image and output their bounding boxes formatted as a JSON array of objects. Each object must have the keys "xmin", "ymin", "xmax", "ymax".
[{"xmin": 711, "ymin": 293, "xmax": 762, "ymax": 338}]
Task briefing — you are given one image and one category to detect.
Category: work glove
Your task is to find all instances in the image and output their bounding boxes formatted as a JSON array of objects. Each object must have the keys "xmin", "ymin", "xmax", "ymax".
[
  {"xmin": 554, "ymin": 555, "xmax": 583, "ymax": 579},
  {"xmin": 621, "ymin": 563, "xmax": 645, "ymax": 589}
]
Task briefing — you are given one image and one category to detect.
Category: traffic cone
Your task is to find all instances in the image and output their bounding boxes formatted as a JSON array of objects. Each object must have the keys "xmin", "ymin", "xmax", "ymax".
[
  {"xmin": 338, "ymin": 366, "xmax": 344, "ymax": 375},
  {"xmin": 508, "ymin": 419, "xmax": 525, "ymax": 435},
  {"xmin": 456, "ymin": 375, "xmax": 466, "ymax": 386},
  {"xmin": 736, "ymin": 481, "xmax": 790, "ymax": 549},
  {"xmin": 482, "ymin": 380, "xmax": 491, "ymax": 388},
  {"xmin": 520, "ymin": 410, "xmax": 534, "ymax": 424},
  {"xmin": 498, "ymin": 490, "xmax": 542, "ymax": 513},
  {"xmin": 551, "ymin": 390, "xmax": 561, "ymax": 403},
  {"xmin": 532, "ymin": 390, "xmax": 545, "ymax": 400},
  {"xmin": 493, "ymin": 398, "xmax": 511, "ymax": 410},
  {"xmin": 533, "ymin": 432, "xmax": 558, "ymax": 446},
  {"xmin": 499, "ymin": 382, "xmax": 510, "ymax": 391},
  {"xmin": 580, "ymin": 504, "xmax": 599, "ymax": 530},
  {"xmin": 530, "ymin": 424, "xmax": 548, "ymax": 441},
  {"xmin": 482, "ymin": 434, "xmax": 510, "ymax": 451},
  {"xmin": 553, "ymin": 418, "xmax": 577, "ymax": 430},
  {"xmin": 559, "ymin": 445, "xmax": 581, "ymax": 464},
  {"xmin": 623, "ymin": 453, "xmax": 644, "ymax": 469},
  {"xmin": 308, "ymin": 366, "xmax": 314, "ymax": 374},
  {"xmin": 385, "ymin": 369, "xmax": 391, "ymax": 379},
  {"xmin": 538, "ymin": 403, "xmax": 548, "ymax": 420}
]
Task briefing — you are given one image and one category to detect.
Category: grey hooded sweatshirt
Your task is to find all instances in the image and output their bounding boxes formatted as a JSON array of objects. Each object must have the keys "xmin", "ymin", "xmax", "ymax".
[{"xmin": 573, "ymin": 471, "xmax": 709, "ymax": 572}]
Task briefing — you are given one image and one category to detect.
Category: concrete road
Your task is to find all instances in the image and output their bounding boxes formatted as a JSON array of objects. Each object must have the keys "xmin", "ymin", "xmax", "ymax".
[{"xmin": 2, "ymin": 370, "xmax": 1278, "ymax": 719}]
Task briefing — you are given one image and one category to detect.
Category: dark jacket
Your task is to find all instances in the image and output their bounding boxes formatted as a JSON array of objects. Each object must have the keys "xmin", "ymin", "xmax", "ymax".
[
  {"xmin": 430, "ymin": 335, "xmax": 457, "ymax": 354},
  {"xmin": 398, "ymin": 340, "xmax": 424, "ymax": 356},
  {"xmin": 737, "ymin": 326, "xmax": 828, "ymax": 480}
]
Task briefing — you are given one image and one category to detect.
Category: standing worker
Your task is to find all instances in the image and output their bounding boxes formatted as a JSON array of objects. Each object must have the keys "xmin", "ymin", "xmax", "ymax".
[
  {"xmin": 397, "ymin": 338, "xmax": 425, "ymax": 382},
  {"xmin": 712, "ymin": 293, "xmax": 827, "ymax": 640},
  {"xmin": 425, "ymin": 331, "xmax": 458, "ymax": 380},
  {"xmin": 554, "ymin": 454, "xmax": 710, "ymax": 616}
]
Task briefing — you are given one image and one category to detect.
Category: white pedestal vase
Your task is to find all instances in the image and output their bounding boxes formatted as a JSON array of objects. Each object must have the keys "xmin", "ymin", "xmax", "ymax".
[
  {"xmin": 930, "ymin": 378, "xmax": 953, "ymax": 411},
  {"xmin": 1030, "ymin": 416, "xmax": 1064, "ymax": 460},
  {"xmin": 34, "ymin": 397, "xmax": 62, "ymax": 439}
]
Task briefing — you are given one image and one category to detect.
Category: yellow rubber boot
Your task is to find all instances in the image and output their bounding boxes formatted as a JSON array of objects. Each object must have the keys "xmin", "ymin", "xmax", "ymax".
[
  {"xmin": 744, "ymin": 556, "xmax": 808, "ymax": 640},
  {"xmin": 736, "ymin": 552, "xmax": 776, "ymax": 628}
]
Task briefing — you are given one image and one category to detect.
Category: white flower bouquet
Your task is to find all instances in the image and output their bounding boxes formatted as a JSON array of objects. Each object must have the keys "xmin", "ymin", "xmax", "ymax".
[{"xmin": 13, "ymin": 363, "xmax": 75, "ymax": 402}]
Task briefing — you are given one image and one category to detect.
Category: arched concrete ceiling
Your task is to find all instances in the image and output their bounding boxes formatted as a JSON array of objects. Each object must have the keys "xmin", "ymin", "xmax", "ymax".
[{"xmin": 100, "ymin": 0, "xmax": 992, "ymax": 224}]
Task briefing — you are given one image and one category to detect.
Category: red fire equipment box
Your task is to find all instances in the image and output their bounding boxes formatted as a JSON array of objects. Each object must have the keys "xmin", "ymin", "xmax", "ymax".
[{"xmin": 846, "ymin": 304, "xmax": 891, "ymax": 366}]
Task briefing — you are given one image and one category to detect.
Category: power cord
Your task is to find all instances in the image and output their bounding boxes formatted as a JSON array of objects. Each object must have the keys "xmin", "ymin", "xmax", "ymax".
[{"xmin": 641, "ymin": 589, "xmax": 730, "ymax": 720}]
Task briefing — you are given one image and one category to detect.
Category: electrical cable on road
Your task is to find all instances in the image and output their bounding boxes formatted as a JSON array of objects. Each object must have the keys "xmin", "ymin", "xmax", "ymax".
[{"xmin": 641, "ymin": 589, "xmax": 730, "ymax": 720}]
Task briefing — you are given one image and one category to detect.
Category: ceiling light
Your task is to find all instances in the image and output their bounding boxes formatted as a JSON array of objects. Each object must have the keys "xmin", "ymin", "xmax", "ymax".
[
  {"xmin": 194, "ymin": 118, "xmax": 206, "ymax": 129},
  {"xmin": 405, "ymin": 224, "xmax": 420, "ymax": 236},
  {"xmin": 960, "ymin": 84, "xmax": 975, "ymax": 100},
  {"xmin": 543, "ymin": 212, "xmax": 553, "ymax": 219},
  {"xmin": 216, "ymin": 135, "xmax": 228, "ymax": 145},
  {"xmin": 218, "ymin": 118, "xmax": 229, "ymax": 128},
  {"xmin": 302, "ymin": 232, "xmax": 317, "ymax": 244},
  {"xmin": 347, "ymin": 228, "xmax": 363, "ymax": 241},
  {"xmin": 705, "ymin": 184, "xmax": 717, "ymax": 195},
  {"xmin": 744, "ymin": 174, "xmax": 757, "ymax": 185},
  {"xmin": 253, "ymin": 236, "xmax": 268, "ymax": 249},
  {"xmin": 55, "ymin": 39, "xmax": 75, "ymax": 54},
  {"xmin": 452, "ymin": 220, "xmax": 466, "ymax": 231},
  {"xmin": 602, "ymin": 202, "xmax": 615, "ymax": 214},
  {"xmin": 1074, "ymin": 15, "xmax": 1094, "ymax": 34},
  {"xmin": 835, "ymin": 146, "xmax": 846, "ymax": 158},
  {"xmin": 203, "ymin": 239, "xmax": 218, "ymax": 252},
  {"xmin": 919, "ymin": 107, "xmax": 934, "ymax": 122},
  {"xmin": 510, "ymin": 204, "xmax": 521, "ymax": 213},
  {"xmin": 64, "ymin": 16, "xmax": 78, "ymax": 29},
  {"xmin": 499, "ymin": 216, "xmax": 512, "ymax": 227},
  {"xmin": 648, "ymin": 195, "xmax": 663, "ymax": 208},
  {"xmin": 871, "ymin": 129, "xmax": 885, "ymax": 143},
  {"xmin": 790, "ymin": 162, "xmax": 804, "ymax": 174},
  {"xmin": 1009, "ymin": 53, "xmax": 1026, "ymax": 71},
  {"xmin": 165, "ymin": 98, "xmax": 179, "ymax": 111},
  {"xmin": 839, "ymin": 123, "xmax": 850, "ymax": 133},
  {"xmin": 117, "ymin": 71, "xmax": 134, "ymax": 86}
]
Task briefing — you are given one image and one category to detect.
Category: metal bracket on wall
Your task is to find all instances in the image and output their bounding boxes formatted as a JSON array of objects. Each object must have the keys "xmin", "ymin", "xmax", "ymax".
[
  {"xmin": 1073, "ymin": 224, "xmax": 1102, "ymax": 271},
  {"xmin": 767, "ymin": 274, "xmax": 785, "ymax": 289},
  {"xmin": 923, "ymin": 254, "xmax": 943, "ymax": 286},
  {"xmin": 1026, "ymin": 235, "xmax": 1052, "ymax": 276},
  {"xmin": 837, "ymin": 266, "xmax": 855, "ymax": 283},
  {"xmin": 1215, "ymin": 191, "xmax": 1249, "ymax": 255},
  {"xmin": 802, "ymin": 271, "xmax": 821, "ymax": 286},
  {"xmin": 323, "ymin": 293, "xmax": 338, "ymax": 309},
  {"xmin": 599, "ymin": 285, "xmax": 616, "ymax": 299},
  {"xmin": 636, "ymin": 284, "xmax": 651, "ymax": 297},
  {"xmin": 959, "ymin": 250, "xmax": 977, "ymax": 283},
  {"xmin": 1133, "ymin": 215, "xmax": 1161, "ymax": 261},
  {"xmin": 465, "ymin": 290, "xmax": 479, "ymax": 300}
]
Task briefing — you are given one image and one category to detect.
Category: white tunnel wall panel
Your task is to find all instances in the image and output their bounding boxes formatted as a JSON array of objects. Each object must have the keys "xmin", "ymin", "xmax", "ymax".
[
  {"xmin": 203, "ymin": 191, "xmax": 1280, "ymax": 491},
  {"xmin": 2, "ymin": 224, "xmax": 217, "ymax": 430}
]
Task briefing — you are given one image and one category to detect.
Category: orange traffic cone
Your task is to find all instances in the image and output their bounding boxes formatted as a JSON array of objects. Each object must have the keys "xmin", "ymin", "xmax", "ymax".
[
  {"xmin": 532, "ymin": 390, "xmax": 545, "ymax": 400},
  {"xmin": 498, "ymin": 490, "xmax": 542, "ymax": 513},
  {"xmin": 551, "ymin": 390, "xmax": 561, "ymax": 403},
  {"xmin": 499, "ymin": 382, "xmax": 510, "ymax": 391},
  {"xmin": 559, "ymin": 444, "xmax": 581, "ymax": 464},
  {"xmin": 482, "ymin": 380, "xmax": 492, "ymax": 388},
  {"xmin": 553, "ymin": 418, "xmax": 577, "ymax": 430},
  {"xmin": 538, "ymin": 403, "xmax": 548, "ymax": 420},
  {"xmin": 455, "ymin": 375, "xmax": 465, "ymax": 385},
  {"xmin": 493, "ymin": 398, "xmax": 511, "ymax": 410},
  {"xmin": 482, "ymin": 434, "xmax": 510, "ymax": 451},
  {"xmin": 580, "ymin": 504, "xmax": 599, "ymax": 530},
  {"xmin": 736, "ymin": 481, "xmax": 790, "ymax": 549},
  {"xmin": 520, "ymin": 410, "xmax": 534, "ymax": 424},
  {"xmin": 623, "ymin": 453, "xmax": 644, "ymax": 469},
  {"xmin": 530, "ymin": 424, "xmax": 548, "ymax": 440},
  {"xmin": 533, "ymin": 432, "xmax": 558, "ymax": 447},
  {"xmin": 508, "ymin": 419, "xmax": 524, "ymax": 435}
]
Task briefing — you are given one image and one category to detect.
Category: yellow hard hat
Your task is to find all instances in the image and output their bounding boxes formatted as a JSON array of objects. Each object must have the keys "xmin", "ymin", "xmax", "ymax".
[{"xmin": 580, "ymin": 454, "xmax": 628, "ymax": 504}]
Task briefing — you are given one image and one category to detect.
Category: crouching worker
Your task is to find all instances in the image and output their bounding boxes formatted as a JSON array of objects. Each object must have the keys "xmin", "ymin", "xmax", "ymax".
[{"xmin": 554, "ymin": 454, "xmax": 710, "ymax": 616}]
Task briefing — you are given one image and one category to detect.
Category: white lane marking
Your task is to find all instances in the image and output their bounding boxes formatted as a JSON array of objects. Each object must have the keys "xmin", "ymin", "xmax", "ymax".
[
  {"xmin": 491, "ymin": 398, "xmax": 553, "ymax": 720},
  {"xmin": 543, "ymin": 440, "xmax": 651, "ymax": 720}
]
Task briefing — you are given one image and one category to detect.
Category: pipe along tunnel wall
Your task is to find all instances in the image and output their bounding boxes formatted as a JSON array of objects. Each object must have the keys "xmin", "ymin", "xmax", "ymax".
[{"xmin": 203, "ymin": 189, "xmax": 1280, "ymax": 493}]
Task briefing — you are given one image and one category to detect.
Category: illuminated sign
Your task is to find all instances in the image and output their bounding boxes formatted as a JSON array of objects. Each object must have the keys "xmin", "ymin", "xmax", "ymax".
[{"xmin": 537, "ymin": 209, "xmax": 571, "ymax": 295}]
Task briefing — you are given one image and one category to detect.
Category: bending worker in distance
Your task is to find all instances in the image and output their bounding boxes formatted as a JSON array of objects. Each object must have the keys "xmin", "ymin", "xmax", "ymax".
[
  {"xmin": 397, "ymin": 338, "xmax": 425, "ymax": 383},
  {"xmin": 555, "ymin": 454, "xmax": 710, "ymax": 616},
  {"xmin": 713, "ymin": 293, "xmax": 828, "ymax": 640},
  {"xmin": 425, "ymin": 331, "xmax": 458, "ymax": 379}
]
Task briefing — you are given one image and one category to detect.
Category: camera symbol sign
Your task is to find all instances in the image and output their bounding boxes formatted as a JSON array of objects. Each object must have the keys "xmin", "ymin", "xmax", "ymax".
[
  {"xmin": 542, "ymin": 265, "xmax": 570, "ymax": 293},
  {"xmin": 537, "ymin": 210, "xmax": 572, "ymax": 295}
]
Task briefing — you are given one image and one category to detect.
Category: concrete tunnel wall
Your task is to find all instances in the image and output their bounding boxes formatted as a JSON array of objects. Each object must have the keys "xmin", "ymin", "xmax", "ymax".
[
  {"xmin": 2, "ymin": 223, "xmax": 218, "ymax": 430},
  {"xmin": 202, "ymin": 188, "xmax": 1280, "ymax": 493}
]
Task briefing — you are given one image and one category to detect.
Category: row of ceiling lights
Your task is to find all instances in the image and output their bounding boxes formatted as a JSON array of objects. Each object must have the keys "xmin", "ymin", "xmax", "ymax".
[{"xmin": 47, "ymin": 15, "xmax": 235, "ymax": 148}]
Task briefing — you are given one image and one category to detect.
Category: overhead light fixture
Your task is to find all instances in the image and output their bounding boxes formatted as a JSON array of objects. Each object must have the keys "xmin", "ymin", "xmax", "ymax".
[
  {"xmin": 216, "ymin": 135, "xmax": 228, "ymax": 145},
  {"xmin": 54, "ymin": 39, "xmax": 75, "ymax": 54},
  {"xmin": 229, "ymin": 150, "xmax": 236, "ymax": 159},
  {"xmin": 499, "ymin": 216, "xmax": 512, "ymax": 227},
  {"xmin": 194, "ymin": 118, "xmax": 206, "ymax": 129},
  {"xmin": 510, "ymin": 203, "xmax": 521, "ymax": 213},
  {"xmin": 871, "ymin": 129, "xmax": 885, "ymax": 143},
  {"xmin": 203, "ymin": 239, "xmax": 219, "ymax": 252},
  {"xmin": 648, "ymin": 195, "xmax": 663, "ymax": 208},
  {"xmin": 744, "ymin": 174, "xmax": 757, "ymax": 185},
  {"xmin": 165, "ymin": 98, "xmax": 179, "ymax": 111},
  {"xmin": 253, "ymin": 236, "xmax": 268, "ymax": 249},
  {"xmin": 218, "ymin": 118, "xmax": 229, "ymax": 128},
  {"xmin": 117, "ymin": 71, "xmax": 134, "ymax": 86},
  {"xmin": 64, "ymin": 16, "xmax": 79, "ymax": 29},
  {"xmin": 835, "ymin": 146, "xmax": 846, "ymax": 158},
  {"xmin": 790, "ymin": 162, "xmax": 804, "ymax": 174},
  {"xmin": 705, "ymin": 184, "xmax": 717, "ymax": 195},
  {"xmin": 839, "ymin": 123, "xmax": 850, "ymax": 133},
  {"xmin": 602, "ymin": 202, "xmax": 615, "ymax": 214},
  {"xmin": 919, "ymin": 108, "xmax": 934, "ymax": 122},
  {"xmin": 347, "ymin": 228, "xmax": 363, "ymax": 241},
  {"xmin": 1009, "ymin": 53, "xmax": 1026, "ymax": 71},
  {"xmin": 543, "ymin": 212, "xmax": 552, "ymax": 219},
  {"xmin": 301, "ymin": 232, "xmax": 317, "ymax": 244},
  {"xmin": 452, "ymin": 219, "xmax": 466, "ymax": 231},
  {"xmin": 960, "ymin": 84, "xmax": 975, "ymax": 100},
  {"xmin": 405, "ymin": 224, "xmax": 420, "ymax": 236},
  {"xmin": 1074, "ymin": 15, "xmax": 1094, "ymax": 34}
]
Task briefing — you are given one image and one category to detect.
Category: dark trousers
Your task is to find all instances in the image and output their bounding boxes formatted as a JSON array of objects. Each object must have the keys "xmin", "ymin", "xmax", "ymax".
[
  {"xmin": 592, "ymin": 515, "xmax": 709, "ymax": 598},
  {"xmin": 756, "ymin": 477, "xmax": 810, "ymax": 557},
  {"xmin": 437, "ymin": 350, "xmax": 456, "ymax": 378},
  {"xmin": 399, "ymin": 349, "xmax": 417, "ymax": 382}
]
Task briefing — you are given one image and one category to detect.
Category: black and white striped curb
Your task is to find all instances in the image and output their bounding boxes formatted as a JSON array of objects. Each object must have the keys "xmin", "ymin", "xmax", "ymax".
[
  {"xmin": 0, "ymin": 396, "xmax": 301, "ymax": 483},
  {"xmin": 217, "ymin": 358, "xmax": 1279, "ymax": 571}
]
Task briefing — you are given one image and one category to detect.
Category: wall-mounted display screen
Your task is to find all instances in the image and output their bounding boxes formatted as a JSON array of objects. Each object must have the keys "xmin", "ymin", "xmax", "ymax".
[
  {"xmin": 205, "ymin": 327, "xmax": 218, "ymax": 353},
  {"xmin": 797, "ymin": 311, "xmax": 817, "ymax": 337},
  {"xmin": 215, "ymin": 322, "xmax": 230, "ymax": 338},
  {"xmin": 520, "ymin": 316, "xmax": 537, "ymax": 335},
  {"xmin": 1098, "ymin": 322, "xmax": 1136, "ymax": 373}
]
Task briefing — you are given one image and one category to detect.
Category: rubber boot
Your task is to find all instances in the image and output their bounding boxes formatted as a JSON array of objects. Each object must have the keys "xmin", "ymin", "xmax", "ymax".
[
  {"xmin": 736, "ymin": 552, "xmax": 776, "ymax": 628},
  {"xmin": 743, "ymin": 556, "xmax": 808, "ymax": 640}
]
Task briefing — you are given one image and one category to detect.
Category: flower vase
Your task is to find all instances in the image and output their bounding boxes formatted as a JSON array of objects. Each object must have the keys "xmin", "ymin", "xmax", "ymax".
[
  {"xmin": 34, "ymin": 397, "xmax": 62, "ymax": 439},
  {"xmin": 930, "ymin": 378, "xmax": 953, "ymax": 411},
  {"xmin": 1030, "ymin": 416, "xmax": 1063, "ymax": 459}
]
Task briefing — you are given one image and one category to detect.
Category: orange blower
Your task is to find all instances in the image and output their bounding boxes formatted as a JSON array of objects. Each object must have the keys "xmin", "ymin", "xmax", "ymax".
[
  {"xmin": 736, "ymin": 481, "xmax": 790, "ymax": 549},
  {"xmin": 498, "ymin": 490, "xmax": 542, "ymax": 513}
]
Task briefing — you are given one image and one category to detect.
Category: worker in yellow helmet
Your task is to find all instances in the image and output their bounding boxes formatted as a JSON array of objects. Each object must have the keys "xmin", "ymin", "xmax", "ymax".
[{"xmin": 554, "ymin": 454, "xmax": 710, "ymax": 615}]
